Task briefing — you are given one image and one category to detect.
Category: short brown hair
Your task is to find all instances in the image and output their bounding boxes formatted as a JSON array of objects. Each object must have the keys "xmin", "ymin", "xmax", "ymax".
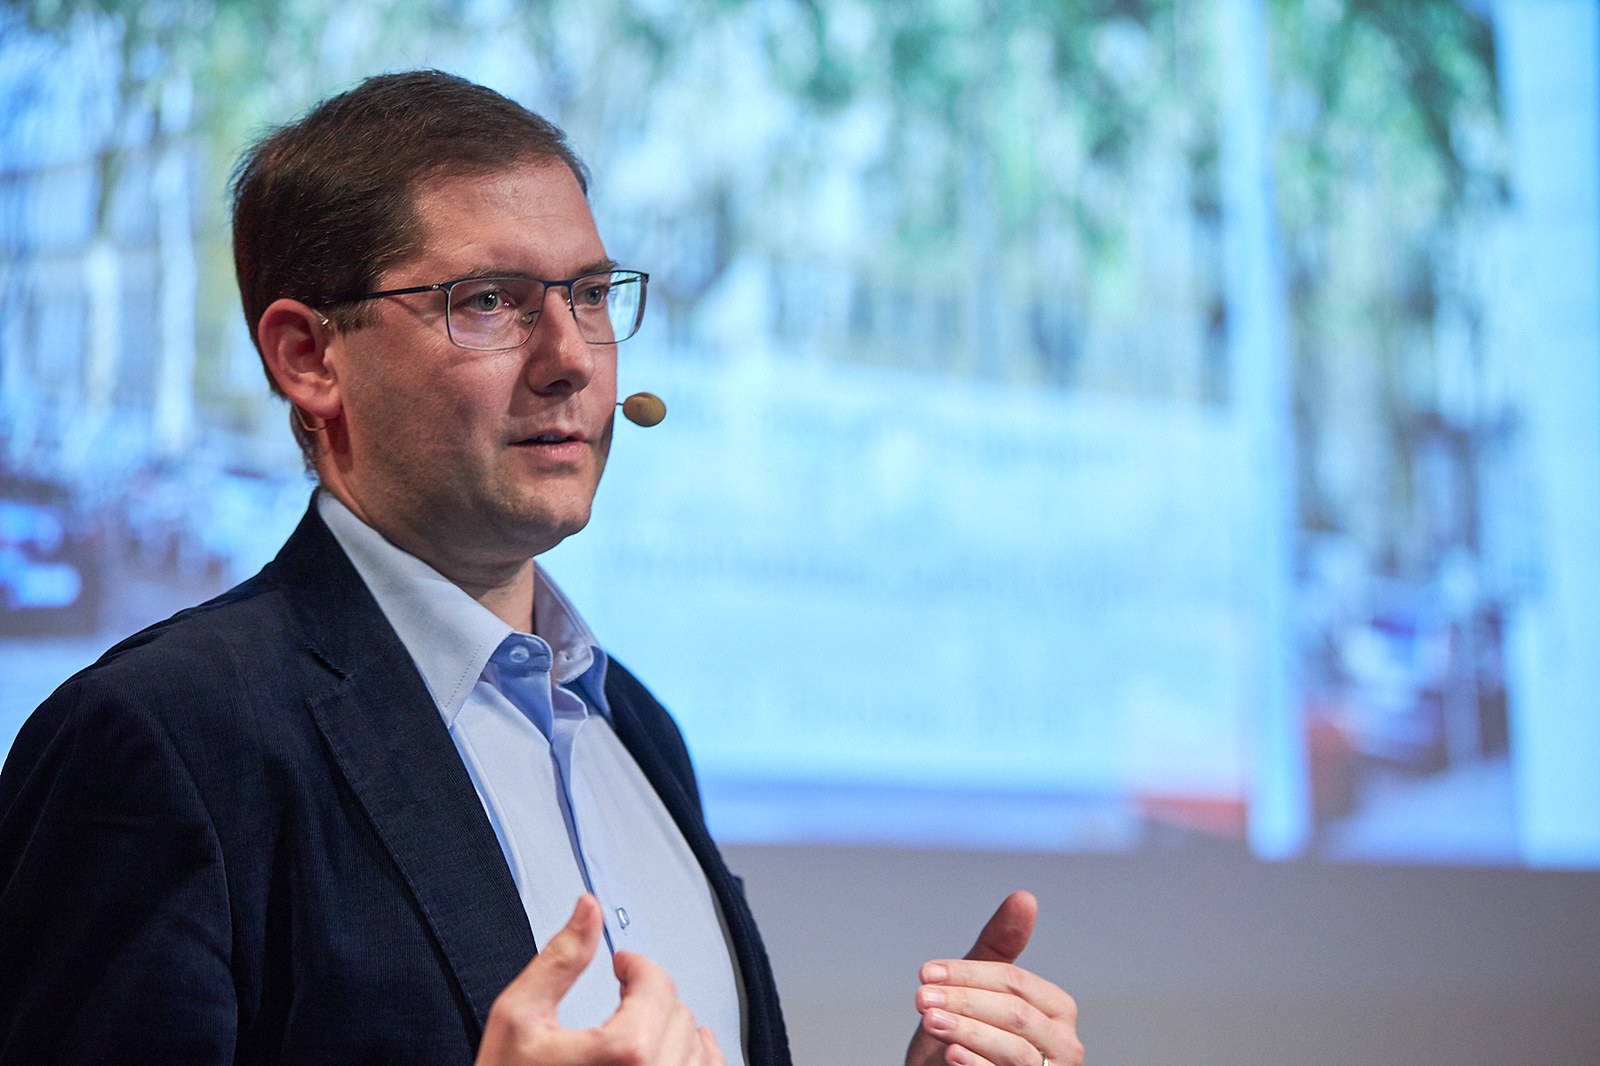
[{"xmin": 230, "ymin": 70, "xmax": 589, "ymax": 449}]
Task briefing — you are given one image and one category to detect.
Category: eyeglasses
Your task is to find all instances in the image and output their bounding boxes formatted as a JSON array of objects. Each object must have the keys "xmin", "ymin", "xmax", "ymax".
[{"xmin": 320, "ymin": 269, "xmax": 648, "ymax": 350}]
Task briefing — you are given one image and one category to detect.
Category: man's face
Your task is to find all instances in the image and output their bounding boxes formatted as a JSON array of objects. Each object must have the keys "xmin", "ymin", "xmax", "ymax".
[{"xmin": 322, "ymin": 161, "xmax": 618, "ymax": 579}]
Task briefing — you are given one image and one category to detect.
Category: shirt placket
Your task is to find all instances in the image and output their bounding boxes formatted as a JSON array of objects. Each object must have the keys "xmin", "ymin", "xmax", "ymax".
[{"xmin": 493, "ymin": 633, "xmax": 617, "ymax": 951}]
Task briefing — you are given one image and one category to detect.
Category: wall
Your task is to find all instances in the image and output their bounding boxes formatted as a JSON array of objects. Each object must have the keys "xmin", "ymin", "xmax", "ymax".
[{"xmin": 728, "ymin": 842, "xmax": 1600, "ymax": 1065}]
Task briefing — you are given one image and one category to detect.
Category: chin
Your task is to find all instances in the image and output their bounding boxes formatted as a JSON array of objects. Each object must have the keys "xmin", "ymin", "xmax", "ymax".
[{"xmin": 518, "ymin": 506, "xmax": 594, "ymax": 557}]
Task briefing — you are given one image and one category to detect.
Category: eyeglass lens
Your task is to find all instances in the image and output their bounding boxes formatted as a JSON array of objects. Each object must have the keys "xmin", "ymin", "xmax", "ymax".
[{"xmin": 444, "ymin": 271, "xmax": 644, "ymax": 350}]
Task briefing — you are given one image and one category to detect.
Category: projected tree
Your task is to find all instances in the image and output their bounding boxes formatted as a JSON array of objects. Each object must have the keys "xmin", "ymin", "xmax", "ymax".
[
  {"xmin": 1268, "ymin": 0, "xmax": 1515, "ymax": 791},
  {"xmin": 0, "ymin": 0, "xmax": 1525, "ymax": 848}
]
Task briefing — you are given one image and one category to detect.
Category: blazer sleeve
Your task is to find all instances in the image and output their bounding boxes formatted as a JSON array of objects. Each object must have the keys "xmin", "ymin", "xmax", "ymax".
[{"xmin": 0, "ymin": 679, "xmax": 237, "ymax": 1065}]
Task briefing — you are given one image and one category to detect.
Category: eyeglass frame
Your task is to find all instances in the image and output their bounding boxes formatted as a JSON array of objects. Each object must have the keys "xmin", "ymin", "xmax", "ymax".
[{"xmin": 314, "ymin": 268, "xmax": 649, "ymax": 350}]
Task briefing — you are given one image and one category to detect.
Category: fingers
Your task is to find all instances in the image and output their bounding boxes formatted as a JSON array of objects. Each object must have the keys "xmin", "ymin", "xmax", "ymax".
[
  {"xmin": 479, "ymin": 898, "xmax": 727, "ymax": 1066},
  {"xmin": 964, "ymin": 890, "xmax": 1037, "ymax": 964},
  {"xmin": 918, "ymin": 990, "xmax": 1083, "ymax": 1066},
  {"xmin": 502, "ymin": 894, "xmax": 605, "ymax": 1013},
  {"xmin": 907, "ymin": 892, "xmax": 1083, "ymax": 1066},
  {"xmin": 918, "ymin": 960, "xmax": 1075, "ymax": 1021},
  {"xmin": 479, "ymin": 896, "xmax": 605, "ymax": 1063},
  {"xmin": 699, "ymin": 1026, "xmax": 727, "ymax": 1066},
  {"xmin": 609, "ymin": 950, "xmax": 689, "ymax": 1051},
  {"xmin": 920, "ymin": 1003, "xmax": 1039, "ymax": 1066},
  {"xmin": 609, "ymin": 950, "xmax": 726, "ymax": 1066},
  {"xmin": 916, "ymin": 979, "xmax": 1079, "ymax": 1063}
]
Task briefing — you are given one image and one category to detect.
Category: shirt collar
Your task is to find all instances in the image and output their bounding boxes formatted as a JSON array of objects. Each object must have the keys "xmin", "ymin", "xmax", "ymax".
[
  {"xmin": 532, "ymin": 559, "xmax": 609, "ymax": 706},
  {"xmin": 317, "ymin": 492, "xmax": 611, "ymax": 724}
]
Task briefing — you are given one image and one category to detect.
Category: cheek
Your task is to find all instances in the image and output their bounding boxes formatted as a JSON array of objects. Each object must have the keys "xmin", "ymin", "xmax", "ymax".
[
  {"xmin": 341, "ymin": 372, "xmax": 483, "ymax": 486},
  {"xmin": 370, "ymin": 362, "xmax": 497, "ymax": 436},
  {"xmin": 588, "ymin": 345, "xmax": 619, "ymax": 391}
]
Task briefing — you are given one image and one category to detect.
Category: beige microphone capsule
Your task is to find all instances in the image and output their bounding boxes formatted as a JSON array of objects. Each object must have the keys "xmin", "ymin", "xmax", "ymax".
[{"xmin": 619, "ymin": 391, "xmax": 667, "ymax": 427}]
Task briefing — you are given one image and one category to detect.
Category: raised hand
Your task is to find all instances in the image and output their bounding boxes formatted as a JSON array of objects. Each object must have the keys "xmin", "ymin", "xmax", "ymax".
[
  {"xmin": 906, "ymin": 891, "xmax": 1082, "ymax": 1066},
  {"xmin": 477, "ymin": 895, "xmax": 726, "ymax": 1066}
]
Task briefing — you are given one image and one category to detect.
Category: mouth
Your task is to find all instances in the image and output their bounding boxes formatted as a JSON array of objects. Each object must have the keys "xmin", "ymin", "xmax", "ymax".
[{"xmin": 513, "ymin": 429, "xmax": 588, "ymax": 447}]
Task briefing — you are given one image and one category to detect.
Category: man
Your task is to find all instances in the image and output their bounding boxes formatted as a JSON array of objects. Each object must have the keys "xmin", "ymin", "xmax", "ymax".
[{"xmin": 0, "ymin": 71, "xmax": 1081, "ymax": 1066}]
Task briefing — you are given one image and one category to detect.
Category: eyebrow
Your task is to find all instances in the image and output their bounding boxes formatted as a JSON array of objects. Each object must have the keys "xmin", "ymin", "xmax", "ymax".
[{"xmin": 456, "ymin": 257, "xmax": 621, "ymax": 281}]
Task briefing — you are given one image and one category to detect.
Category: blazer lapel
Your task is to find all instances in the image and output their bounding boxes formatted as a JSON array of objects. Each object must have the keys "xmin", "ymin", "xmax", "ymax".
[{"xmin": 269, "ymin": 505, "xmax": 535, "ymax": 1034}]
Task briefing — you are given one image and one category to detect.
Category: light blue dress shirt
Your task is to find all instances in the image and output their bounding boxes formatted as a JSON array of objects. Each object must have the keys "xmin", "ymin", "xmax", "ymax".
[{"xmin": 318, "ymin": 495, "xmax": 746, "ymax": 1061}]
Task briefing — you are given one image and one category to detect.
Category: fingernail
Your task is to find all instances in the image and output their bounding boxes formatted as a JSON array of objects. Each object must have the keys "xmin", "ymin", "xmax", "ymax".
[
  {"xmin": 921, "ymin": 986, "xmax": 946, "ymax": 1007},
  {"xmin": 923, "ymin": 962, "xmax": 949, "ymax": 983},
  {"xmin": 926, "ymin": 1009, "xmax": 953, "ymax": 1033}
]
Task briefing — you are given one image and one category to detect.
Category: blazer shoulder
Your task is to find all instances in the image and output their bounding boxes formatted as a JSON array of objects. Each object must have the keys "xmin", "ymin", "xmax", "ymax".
[
  {"xmin": 55, "ymin": 565, "xmax": 300, "ymax": 705},
  {"xmin": 51, "ymin": 497, "xmax": 366, "ymax": 708},
  {"xmin": 6, "ymin": 501, "xmax": 365, "ymax": 794}
]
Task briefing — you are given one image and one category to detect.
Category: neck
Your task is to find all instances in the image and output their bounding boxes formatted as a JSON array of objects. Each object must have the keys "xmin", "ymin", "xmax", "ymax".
[
  {"xmin": 382, "ymin": 530, "xmax": 539, "ymax": 632},
  {"xmin": 318, "ymin": 481, "xmax": 540, "ymax": 632},
  {"xmin": 457, "ymin": 563, "xmax": 537, "ymax": 633}
]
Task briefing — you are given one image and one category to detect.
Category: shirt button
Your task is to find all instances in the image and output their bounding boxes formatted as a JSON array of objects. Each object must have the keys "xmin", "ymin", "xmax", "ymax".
[
  {"xmin": 508, "ymin": 645, "xmax": 530, "ymax": 665},
  {"xmin": 615, "ymin": 907, "xmax": 630, "ymax": 930}
]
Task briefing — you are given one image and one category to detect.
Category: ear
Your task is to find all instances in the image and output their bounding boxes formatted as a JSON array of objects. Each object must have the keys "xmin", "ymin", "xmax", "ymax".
[{"xmin": 257, "ymin": 298, "xmax": 343, "ymax": 425}]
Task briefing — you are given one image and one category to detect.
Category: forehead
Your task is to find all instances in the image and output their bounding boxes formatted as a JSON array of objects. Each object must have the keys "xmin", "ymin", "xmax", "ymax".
[{"xmin": 403, "ymin": 161, "xmax": 605, "ymax": 277}]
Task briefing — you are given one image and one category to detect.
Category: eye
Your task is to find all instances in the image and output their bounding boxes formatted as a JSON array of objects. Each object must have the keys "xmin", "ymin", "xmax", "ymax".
[
  {"xmin": 451, "ymin": 281, "xmax": 519, "ymax": 315},
  {"xmin": 573, "ymin": 279, "xmax": 611, "ymax": 308}
]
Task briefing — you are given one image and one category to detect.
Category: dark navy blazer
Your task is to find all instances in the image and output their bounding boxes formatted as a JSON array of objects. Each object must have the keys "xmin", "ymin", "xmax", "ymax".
[{"xmin": 0, "ymin": 504, "xmax": 791, "ymax": 1066}]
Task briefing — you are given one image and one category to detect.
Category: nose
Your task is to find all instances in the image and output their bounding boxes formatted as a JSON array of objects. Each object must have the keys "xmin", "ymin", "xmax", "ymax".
[{"xmin": 523, "ymin": 282, "xmax": 597, "ymax": 396}]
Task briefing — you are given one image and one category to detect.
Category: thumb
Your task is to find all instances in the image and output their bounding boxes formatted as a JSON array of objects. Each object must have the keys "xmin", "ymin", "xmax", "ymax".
[
  {"xmin": 501, "ymin": 894, "xmax": 605, "ymax": 1015},
  {"xmin": 700, "ymin": 1025, "xmax": 728, "ymax": 1066},
  {"xmin": 965, "ymin": 890, "xmax": 1038, "ymax": 964}
]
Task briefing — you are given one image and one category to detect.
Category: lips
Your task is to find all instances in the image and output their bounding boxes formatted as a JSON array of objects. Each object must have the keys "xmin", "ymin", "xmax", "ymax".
[{"xmin": 512, "ymin": 428, "xmax": 588, "ymax": 446}]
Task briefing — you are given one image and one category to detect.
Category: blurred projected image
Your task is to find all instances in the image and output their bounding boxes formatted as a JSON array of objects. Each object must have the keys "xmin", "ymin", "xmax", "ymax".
[{"xmin": 3, "ymin": 0, "xmax": 1596, "ymax": 868}]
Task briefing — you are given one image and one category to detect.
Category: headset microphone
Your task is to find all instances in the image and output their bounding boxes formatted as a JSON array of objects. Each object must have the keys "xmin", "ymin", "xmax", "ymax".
[{"xmin": 618, "ymin": 392, "xmax": 667, "ymax": 427}]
